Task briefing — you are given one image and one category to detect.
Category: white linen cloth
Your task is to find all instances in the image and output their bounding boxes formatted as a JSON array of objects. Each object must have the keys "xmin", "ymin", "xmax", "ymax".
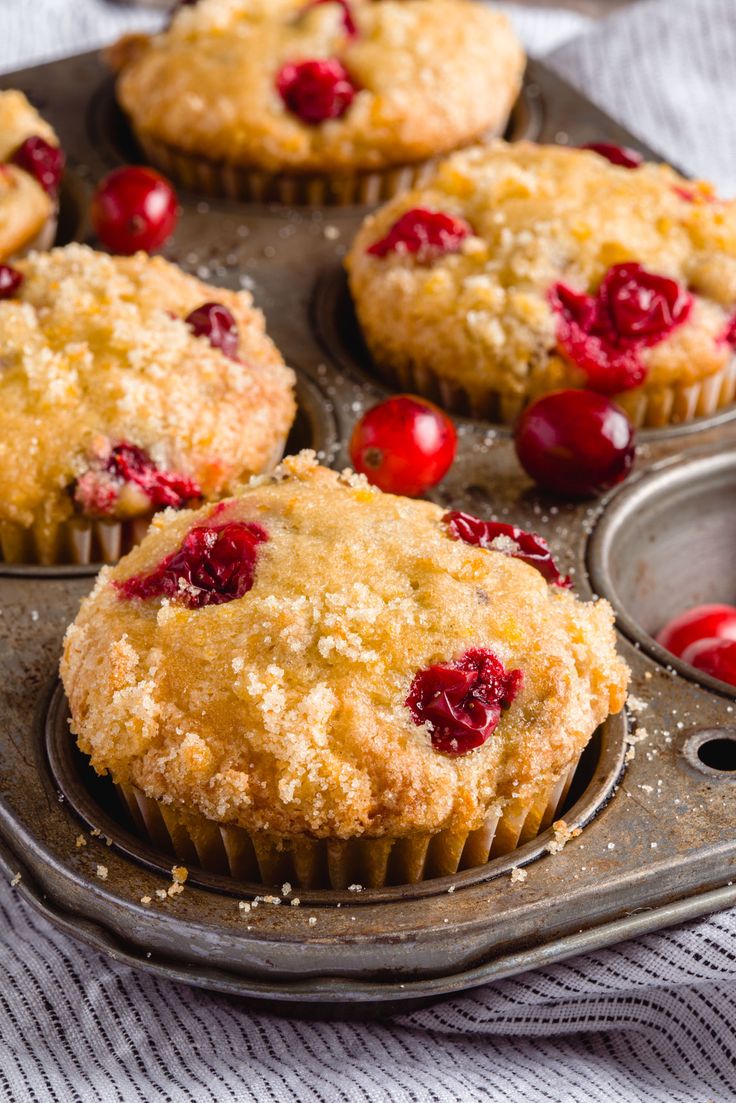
[{"xmin": 2, "ymin": 2, "xmax": 736, "ymax": 1100}]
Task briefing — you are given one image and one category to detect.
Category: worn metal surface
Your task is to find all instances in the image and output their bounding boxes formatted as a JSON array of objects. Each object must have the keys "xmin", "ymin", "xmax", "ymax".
[{"xmin": 0, "ymin": 50, "xmax": 735, "ymax": 1012}]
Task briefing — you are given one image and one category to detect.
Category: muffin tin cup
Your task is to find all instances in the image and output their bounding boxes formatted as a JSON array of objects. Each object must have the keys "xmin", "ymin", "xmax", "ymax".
[
  {"xmin": 0, "ymin": 436, "xmax": 289, "ymax": 568},
  {"xmin": 136, "ymin": 131, "xmax": 501, "ymax": 208},
  {"xmin": 115, "ymin": 756, "xmax": 580, "ymax": 892},
  {"xmin": 370, "ymin": 354, "xmax": 736, "ymax": 428}
]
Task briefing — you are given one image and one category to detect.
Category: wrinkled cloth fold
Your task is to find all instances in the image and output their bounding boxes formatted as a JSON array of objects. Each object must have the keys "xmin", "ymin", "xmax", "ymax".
[{"xmin": 2, "ymin": 2, "xmax": 736, "ymax": 1101}]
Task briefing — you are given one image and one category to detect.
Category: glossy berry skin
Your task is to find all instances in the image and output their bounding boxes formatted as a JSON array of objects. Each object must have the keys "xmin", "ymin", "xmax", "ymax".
[
  {"xmin": 349, "ymin": 395, "xmax": 457, "ymax": 497},
  {"xmin": 551, "ymin": 264, "xmax": 693, "ymax": 394},
  {"xmin": 185, "ymin": 302, "xmax": 240, "ymax": 360},
  {"xmin": 514, "ymin": 390, "xmax": 636, "ymax": 498},
  {"xmin": 368, "ymin": 208, "xmax": 472, "ymax": 260},
  {"xmin": 657, "ymin": 604, "xmax": 736, "ymax": 659},
  {"xmin": 11, "ymin": 136, "xmax": 65, "ymax": 196},
  {"xmin": 91, "ymin": 166, "xmax": 178, "ymax": 254},
  {"xmin": 444, "ymin": 510, "xmax": 571, "ymax": 588},
  {"xmin": 118, "ymin": 521, "xmax": 268, "ymax": 608},
  {"xmin": 406, "ymin": 648, "xmax": 523, "ymax": 755},
  {"xmin": 580, "ymin": 142, "xmax": 644, "ymax": 169},
  {"xmin": 0, "ymin": 264, "xmax": 23, "ymax": 298},
  {"xmin": 680, "ymin": 638, "xmax": 736, "ymax": 688},
  {"xmin": 277, "ymin": 59, "xmax": 357, "ymax": 125}
]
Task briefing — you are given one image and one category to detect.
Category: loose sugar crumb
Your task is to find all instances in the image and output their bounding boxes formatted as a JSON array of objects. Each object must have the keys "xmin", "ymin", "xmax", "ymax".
[
  {"xmin": 348, "ymin": 884, "xmax": 363, "ymax": 893},
  {"xmin": 171, "ymin": 866, "xmax": 188, "ymax": 885},
  {"xmin": 95, "ymin": 865, "xmax": 108, "ymax": 881},
  {"xmin": 546, "ymin": 819, "xmax": 582, "ymax": 855},
  {"xmin": 75, "ymin": 835, "xmax": 87, "ymax": 848},
  {"xmin": 510, "ymin": 867, "xmax": 527, "ymax": 884},
  {"xmin": 308, "ymin": 916, "xmax": 317, "ymax": 926},
  {"xmin": 239, "ymin": 900, "xmax": 251, "ymax": 914},
  {"xmin": 10, "ymin": 873, "xmax": 21, "ymax": 887},
  {"xmin": 140, "ymin": 895, "xmax": 152, "ymax": 905}
]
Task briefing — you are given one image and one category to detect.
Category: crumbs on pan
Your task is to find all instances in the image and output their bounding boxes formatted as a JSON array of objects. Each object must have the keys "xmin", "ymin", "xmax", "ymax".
[
  {"xmin": 546, "ymin": 819, "xmax": 582, "ymax": 855},
  {"xmin": 510, "ymin": 867, "xmax": 527, "ymax": 884}
]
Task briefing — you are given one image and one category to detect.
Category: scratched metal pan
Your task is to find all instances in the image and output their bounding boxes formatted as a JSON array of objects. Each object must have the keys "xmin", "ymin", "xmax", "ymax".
[{"xmin": 0, "ymin": 49, "xmax": 735, "ymax": 1016}]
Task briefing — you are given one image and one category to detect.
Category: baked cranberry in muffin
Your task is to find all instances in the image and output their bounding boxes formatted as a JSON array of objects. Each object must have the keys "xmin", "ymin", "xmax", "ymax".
[{"xmin": 0, "ymin": 90, "xmax": 64, "ymax": 261}]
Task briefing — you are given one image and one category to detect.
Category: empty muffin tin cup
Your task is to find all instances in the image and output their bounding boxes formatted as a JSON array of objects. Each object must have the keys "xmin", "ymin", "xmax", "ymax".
[{"xmin": 588, "ymin": 445, "xmax": 736, "ymax": 695}]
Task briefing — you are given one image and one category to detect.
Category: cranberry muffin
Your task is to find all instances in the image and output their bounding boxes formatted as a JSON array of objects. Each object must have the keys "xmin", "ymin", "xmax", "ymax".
[
  {"xmin": 0, "ymin": 244, "xmax": 295, "ymax": 565},
  {"xmin": 112, "ymin": 0, "xmax": 524, "ymax": 205},
  {"xmin": 62, "ymin": 452, "xmax": 629, "ymax": 889},
  {"xmin": 0, "ymin": 90, "xmax": 64, "ymax": 261},
  {"xmin": 346, "ymin": 141, "xmax": 736, "ymax": 427}
]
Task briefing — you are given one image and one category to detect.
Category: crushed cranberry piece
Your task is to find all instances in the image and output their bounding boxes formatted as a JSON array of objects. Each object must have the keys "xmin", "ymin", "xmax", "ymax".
[
  {"xmin": 107, "ymin": 443, "xmax": 201, "ymax": 509},
  {"xmin": 11, "ymin": 136, "xmax": 64, "ymax": 196},
  {"xmin": 277, "ymin": 59, "xmax": 357, "ymax": 125},
  {"xmin": 406, "ymin": 648, "xmax": 523, "ymax": 755},
  {"xmin": 580, "ymin": 143, "xmax": 643, "ymax": 169},
  {"xmin": 185, "ymin": 302, "xmax": 240, "ymax": 360},
  {"xmin": 117, "ymin": 520, "xmax": 268, "ymax": 607},
  {"xmin": 721, "ymin": 313, "xmax": 736, "ymax": 348},
  {"xmin": 551, "ymin": 263, "xmax": 693, "ymax": 393},
  {"xmin": 304, "ymin": 0, "xmax": 358, "ymax": 36},
  {"xmin": 368, "ymin": 208, "xmax": 472, "ymax": 260},
  {"xmin": 0, "ymin": 264, "xmax": 23, "ymax": 298},
  {"xmin": 444, "ymin": 510, "xmax": 571, "ymax": 588}
]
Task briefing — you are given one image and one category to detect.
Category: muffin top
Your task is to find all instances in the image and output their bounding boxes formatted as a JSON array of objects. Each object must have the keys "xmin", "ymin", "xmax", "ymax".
[
  {"xmin": 0, "ymin": 244, "xmax": 295, "ymax": 531},
  {"xmin": 346, "ymin": 141, "xmax": 736, "ymax": 400},
  {"xmin": 0, "ymin": 90, "xmax": 60, "ymax": 260},
  {"xmin": 114, "ymin": 0, "xmax": 524, "ymax": 174},
  {"xmin": 62, "ymin": 452, "xmax": 628, "ymax": 841}
]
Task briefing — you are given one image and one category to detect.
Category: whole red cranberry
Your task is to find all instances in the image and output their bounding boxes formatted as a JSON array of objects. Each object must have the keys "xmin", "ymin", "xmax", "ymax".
[
  {"xmin": 277, "ymin": 59, "xmax": 357, "ymax": 125},
  {"xmin": 514, "ymin": 390, "xmax": 636, "ymax": 498},
  {"xmin": 367, "ymin": 208, "xmax": 472, "ymax": 260},
  {"xmin": 444, "ymin": 511, "xmax": 571, "ymax": 588},
  {"xmin": 0, "ymin": 264, "xmax": 23, "ymax": 298},
  {"xmin": 304, "ymin": 0, "xmax": 358, "ymax": 36},
  {"xmin": 91, "ymin": 166, "xmax": 178, "ymax": 254},
  {"xmin": 406, "ymin": 648, "xmax": 523, "ymax": 755},
  {"xmin": 349, "ymin": 395, "xmax": 457, "ymax": 497},
  {"xmin": 580, "ymin": 143, "xmax": 644, "ymax": 169},
  {"xmin": 551, "ymin": 264, "xmax": 693, "ymax": 393},
  {"xmin": 118, "ymin": 520, "xmax": 268, "ymax": 607},
  {"xmin": 185, "ymin": 302, "xmax": 240, "ymax": 360},
  {"xmin": 680, "ymin": 638, "xmax": 736, "ymax": 688},
  {"xmin": 657, "ymin": 604, "xmax": 736, "ymax": 659},
  {"xmin": 11, "ymin": 136, "xmax": 65, "ymax": 196}
]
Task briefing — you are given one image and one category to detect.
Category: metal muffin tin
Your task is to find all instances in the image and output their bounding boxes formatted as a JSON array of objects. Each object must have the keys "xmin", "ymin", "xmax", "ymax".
[{"xmin": 1, "ymin": 48, "xmax": 736, "ymax": 1015}]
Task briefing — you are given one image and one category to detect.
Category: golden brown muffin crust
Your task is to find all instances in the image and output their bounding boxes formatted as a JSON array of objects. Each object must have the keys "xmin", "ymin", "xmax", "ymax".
[
  {"xmin": 346, "ymin": 141, "xmax": 736, "ymax": 403},
  {"xmin": 62, "ymin": 453, "xmax": 629, "ymax": 841},
  {"xmin": 0, "ymin": 90, "xmax": 58, "ymax": 261},
  {"xmin": 0, "ymin": 244, "xmax": 296, "ymax": 531},
  {"xmin": 115, "ymin": 0, "xmax": 524, "ymax": 173}
]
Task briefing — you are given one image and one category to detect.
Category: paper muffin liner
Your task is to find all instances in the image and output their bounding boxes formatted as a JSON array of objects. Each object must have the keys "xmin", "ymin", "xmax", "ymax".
[
  {"xmin": 134, "ymin": 130, "xmax": 501, "ymax": 207},
  {"xmin": 0, "ymin": 436, "xmax": 288, "ymax": 568},
  {"xmin": 373, "ymin": 354, "xmax": 736, "ymax": 429},
  {"xmin": 0, "ymin": 515, "xmax": 155, "ymax": 567},
  {"xmin": 114, "ymin": 755, "xmax": 580, "ymax": 891}
]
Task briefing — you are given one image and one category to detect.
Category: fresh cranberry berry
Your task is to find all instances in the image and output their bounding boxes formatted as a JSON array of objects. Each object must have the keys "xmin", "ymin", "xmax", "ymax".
[
  {"xmin": 118, "ymin": 520, "xmax": 268, "ymax": 607},
  {"xmin": 514, "ymin": 389, "xmax": 636, "ymax": 498},
  {"xmin": 656, "ymin": 604, "xmax": 736, "ymax": 659},
  {"xmin": 303, "ymin": 0, "xmax": 358, "ymax": 37},
  {"xmin": 680, "ymin": 638, "xmax": 736, "ymax": 688},
  {"xmin": 406, "ymin": 648, "xmax": 523, "ymax": 755},
  {"xmin": 444, "ymin": 511, "xmax": 571, "ymax": 588},
  {"xmin": 108, "ymin": 443, "xmax": 201, "ymax": 509},
  {"xmin": 11, "ymin": 136, "xmax": 65, "ymax": 196},
  {"xmin": 0, "ymin": 264, "xmax": 23, "ymax": 298},
  {"xmin": 185, "ymin": 302, "xmax": 239, "ymax": 360},
  {"xmin": 91, "ymin": 166, "xmax": 178, "ymax": 255},
  {"xmin": 277, "ymin": 59, "xmax": 357, "ymax": 125},
  {"xmin": 551, "ymin": 263, "xmax": 693, "ymax": 393},
  {"xmin": 349, "ymin": 394, "xmax": 457, "ymax": 497},
  {"xmin": 580, "ymin": 143, "xmax": 644, "ymax": 169},
  {"xmin": 367, "ymin": 208, "xmax": 472, "ymax": 260}
]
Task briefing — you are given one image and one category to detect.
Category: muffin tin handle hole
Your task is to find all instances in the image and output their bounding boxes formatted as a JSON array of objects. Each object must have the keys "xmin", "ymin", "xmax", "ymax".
[{"xmin": 682, "ymin": 728, "xmax": 736, "ymax": 778}]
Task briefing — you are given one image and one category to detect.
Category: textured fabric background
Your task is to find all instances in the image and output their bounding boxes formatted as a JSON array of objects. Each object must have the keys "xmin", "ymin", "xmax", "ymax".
[{"xmin": 2, "ymin": 2, "xmax": 736, "ymax": 1101}]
